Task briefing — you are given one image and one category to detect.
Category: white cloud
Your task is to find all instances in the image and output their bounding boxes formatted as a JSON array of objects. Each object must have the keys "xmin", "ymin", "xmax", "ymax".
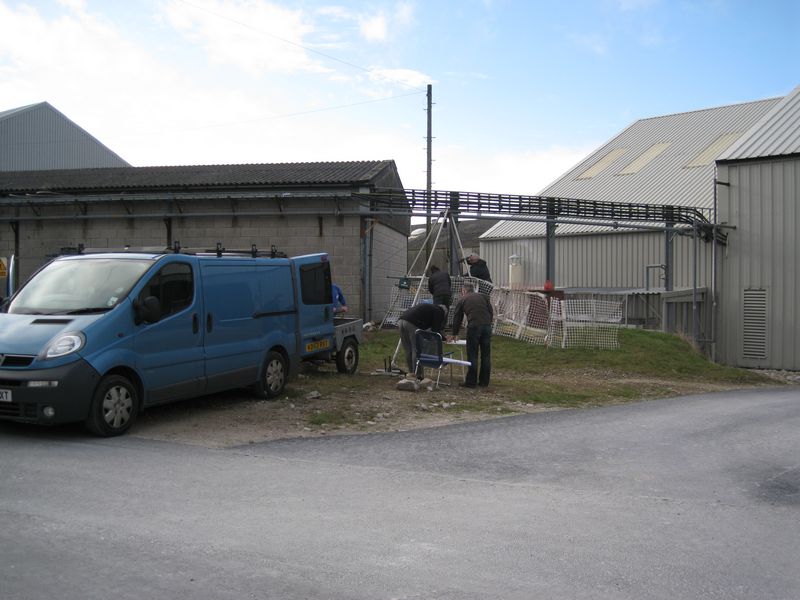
[
  {"xmin": 394, "ymin": 2, "xmax": 415, "ymax": 26},
  {"xmin": 432, "ymin": 144, "xmax": 595, "ymax": 196},
  {"xmin": 315, "ymin": 5, "xmax": 351, "ymax": 20},
  {"xmin": 0, "ymin": 2, "xmax": 300, "ymax": 162},
  {"xmin": 359, "ymin": 13, "xmax": 387, "ymax": 42},
  {"xmin": 368, "ymin": 67, "xmax": 432, "ymax": 89},
  {"xmin": 159, "ymin": 0, "xmax": 325, "ymax": 75},
  {"xmin": 0, "ymin": 0, "xmax": 592, "ymax": 200},
  {"xmin": 56, "ymin": 0, "xmax": 87, "ymax": 11}
]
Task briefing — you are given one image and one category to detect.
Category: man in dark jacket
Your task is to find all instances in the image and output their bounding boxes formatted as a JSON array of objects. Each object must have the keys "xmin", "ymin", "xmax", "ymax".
[
  {"xmin": 397, "ymin": 302, "xmax": 448, "ymax": 376},
  {"xmin": 466, "ymin": 254, "xmax": 492, "ymax": 283},
  {"xmin": 450, "ymin": 281, "xmax": 493, "ymax": 387},
  {"xmin": 427, "ymin": 265, "xmax": 452, "ymax": 308}
]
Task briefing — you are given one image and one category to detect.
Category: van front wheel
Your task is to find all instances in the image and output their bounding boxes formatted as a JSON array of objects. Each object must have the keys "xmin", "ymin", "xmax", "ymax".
[
  {"xmin": 85, "ymin": 374, "xmax": 138, "ymax": 437},
  {"xmin": 254, "ymin": 350, "xmax": 287, "ymax": 399}
]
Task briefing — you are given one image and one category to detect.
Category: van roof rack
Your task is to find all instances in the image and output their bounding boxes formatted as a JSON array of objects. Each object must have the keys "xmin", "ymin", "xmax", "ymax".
[
  {"xmin": 58, "ymin": 242, "xmax": 287, "ymax": 259},
  {"xmin": 171, "ymin": 242, "xmax": 287, "ymax": 258},
  {"xmin": 59, "ymin": 244, "xmax": 171, "ymax": 255}
]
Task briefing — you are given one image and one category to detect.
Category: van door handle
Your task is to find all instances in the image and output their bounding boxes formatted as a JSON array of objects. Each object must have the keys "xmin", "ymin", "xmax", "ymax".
[
  {"xmin": 206, "ymin": 313, "xmax": 213, "ymax": 333},
  {"xmin": 192, "ymin": 313, "xmax": 199, "ymax": 334}
]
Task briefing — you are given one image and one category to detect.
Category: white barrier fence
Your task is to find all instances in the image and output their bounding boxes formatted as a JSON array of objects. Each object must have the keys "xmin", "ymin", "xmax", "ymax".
[{"xmin": 382, "ymin": 277, "xmax": 623, "ymax": 350}]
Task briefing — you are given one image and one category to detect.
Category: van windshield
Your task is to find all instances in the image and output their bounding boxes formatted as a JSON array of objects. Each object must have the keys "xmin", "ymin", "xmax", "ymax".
[{"xmin": 7, "ymin": 258, "xmax": 153, "ymax": 315}]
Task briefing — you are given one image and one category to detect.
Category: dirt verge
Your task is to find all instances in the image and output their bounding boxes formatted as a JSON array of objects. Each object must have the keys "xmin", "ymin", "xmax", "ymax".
[{"xmin": 129, "ymin": 364, "xmax": 787, "ymax": 449}]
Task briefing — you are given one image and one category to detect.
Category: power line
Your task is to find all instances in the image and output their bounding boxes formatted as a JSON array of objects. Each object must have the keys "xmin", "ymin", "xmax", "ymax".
[
  {"xmin": 176, "ymin": 0, "xmax": 427, "ymax": 92},
  {"xmin": 108, "ymin": 90, "xmax": 425, "ymax": 140}
]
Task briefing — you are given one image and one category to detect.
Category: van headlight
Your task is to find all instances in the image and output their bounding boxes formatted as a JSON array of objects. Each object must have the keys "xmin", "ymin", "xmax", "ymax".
[{"xmin": 39, "ymin": 332, "xmax": 86, "ymax": 359}]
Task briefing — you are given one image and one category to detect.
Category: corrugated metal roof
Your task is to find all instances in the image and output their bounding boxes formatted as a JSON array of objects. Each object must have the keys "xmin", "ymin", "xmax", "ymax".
[
  {"xmin": 482, "ymin": 95, "xmax": 782, "ymax": 240},
  {"xmin": 1, "ymin": 101, "xmax": 130, "ymax": 170},
  {"xmin": 0, "ymin": 160, "xmax": 397, "ymax": 194},
  {"xmin": 719, "ymin": 84, "xmax": 800, "ymax": 160},
  {"xmin": 0, "ymin": 102, "xmax": 41, "ymax": 121}
]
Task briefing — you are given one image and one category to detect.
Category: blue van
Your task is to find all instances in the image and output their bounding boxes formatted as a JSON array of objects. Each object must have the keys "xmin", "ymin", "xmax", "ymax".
[{"xmin": 0, "ymin": 248, "xmax": 361, "ymax": 436}]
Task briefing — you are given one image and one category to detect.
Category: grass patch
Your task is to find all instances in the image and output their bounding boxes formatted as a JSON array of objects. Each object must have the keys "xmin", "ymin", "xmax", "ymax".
[
  {"xmin": 284, "ymin": 327, "xmax": 775, "ymax": 430},
  {"xmin": 362, "ymin": 328, "xmax": 771, "ymax": 385},
  {"xmin": 308, "ymin": 409, "xmax": 351, "ymax": 427},
  {"xmin": 510, "ymin": 381, "xmax": 643, "ymax": 408}
]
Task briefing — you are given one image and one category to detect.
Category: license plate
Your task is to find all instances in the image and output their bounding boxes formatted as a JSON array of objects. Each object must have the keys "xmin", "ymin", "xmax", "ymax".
[
  {"xmin": 0, "ymin": 389, "xmax": 11, "ymax": 403},
  {"xmin": 305, "ymin": 339, "xmax": 330, "ymax": 352}
]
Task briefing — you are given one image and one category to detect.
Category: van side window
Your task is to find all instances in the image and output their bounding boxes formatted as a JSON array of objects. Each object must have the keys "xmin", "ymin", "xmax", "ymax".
[
  {"xmin": 299, "ymin": 263, "xmax": 332, "ymax": 305},
  {"xmin": 138, "ymin": 263, "xmax": 194, "ymax": 317}
]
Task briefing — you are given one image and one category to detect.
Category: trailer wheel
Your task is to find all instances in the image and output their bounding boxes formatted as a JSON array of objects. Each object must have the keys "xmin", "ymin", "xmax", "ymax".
[
  {"xmin": 254, "ymin": 350, "xmax": 287, "ymax": 399},
  {"xmin": 336, "ymin": 338, "xmax": 359, "ymax": 374},
  {"xmin": 85, "ymin": 374, "xmax": 139, "ymax": 437}
]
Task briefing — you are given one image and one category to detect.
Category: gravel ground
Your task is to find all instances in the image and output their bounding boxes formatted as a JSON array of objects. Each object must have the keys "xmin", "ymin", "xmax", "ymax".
[
  {"xmin": 127, "ymin": 365, "xmax": 791, "ymax": 448},
  {"xmin": 754, "ymin": 369, "xmax": 800, "ymax": 384}
]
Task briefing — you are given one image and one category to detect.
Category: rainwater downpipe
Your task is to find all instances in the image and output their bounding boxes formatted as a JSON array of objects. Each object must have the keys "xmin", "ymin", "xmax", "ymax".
[
  {"xmin": 712, "ymin": 171, "xmax": 728, "ymax": 362},
  {"xmin": 692, "ymin": 220, "xmax": 698, "ymax": 346},
  {"xmin": 368, "ymin": 219, "xmax": 375, "ymax": 322}
]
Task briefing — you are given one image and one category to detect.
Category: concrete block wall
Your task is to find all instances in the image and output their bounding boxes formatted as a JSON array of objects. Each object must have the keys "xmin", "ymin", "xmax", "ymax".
[
  {"xmin": 368, "ymin": 222, "xmax": 407, "ymax": 322},
  {"xmin": 172, "ymin": 212, "xmax": 363, "ymax": 315},
  {"xmin": 11, "ymin": 210, "xmax": 166, "ymax": 284},
  {"xmin": 0, "ymin": 196, "xmax": 409, "ymax": 320}
]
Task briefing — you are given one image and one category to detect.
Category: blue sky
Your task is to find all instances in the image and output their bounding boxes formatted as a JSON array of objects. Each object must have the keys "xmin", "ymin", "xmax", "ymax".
[{"xmin": 0, "ymin": 0, "xmax": 797, "ymax": 194}]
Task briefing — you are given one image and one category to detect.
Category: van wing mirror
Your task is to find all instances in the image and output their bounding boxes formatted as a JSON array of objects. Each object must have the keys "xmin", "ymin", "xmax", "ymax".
[{"xmin": 135, "ymin": 296, "xmax": 162, "ymax": 324}]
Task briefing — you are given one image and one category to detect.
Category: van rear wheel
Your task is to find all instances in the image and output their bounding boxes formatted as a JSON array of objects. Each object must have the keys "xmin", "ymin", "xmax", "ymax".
[
  {"xmin": 85, "ymin": 374, "xmax": 138, "ymax": 437},
  {"xmin": 254, "ymin": 350, "xmax": 287, "ymax": 399}
]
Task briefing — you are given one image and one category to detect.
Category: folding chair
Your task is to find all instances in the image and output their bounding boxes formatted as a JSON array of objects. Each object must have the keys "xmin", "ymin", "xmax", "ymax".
[
  {"xmin": 414, "ymin": 329, "xmax": 448, "ymax": 388},
  {"xmin": 414, "ymin": 329, "xmax": 472, "ymax": 388}
]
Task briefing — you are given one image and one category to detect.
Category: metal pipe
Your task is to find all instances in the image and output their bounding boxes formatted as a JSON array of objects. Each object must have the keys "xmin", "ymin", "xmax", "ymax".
[
  {"xmin": 368, "ymin": 218, "xmax": 375, "ymax": 322},
  {"xmin": 0, "ymin": 210, "xmax": 717, "ymax": 236},
  {"xmin": 711, "ymin": 172, "xmax": 724, "ymax": 362}
]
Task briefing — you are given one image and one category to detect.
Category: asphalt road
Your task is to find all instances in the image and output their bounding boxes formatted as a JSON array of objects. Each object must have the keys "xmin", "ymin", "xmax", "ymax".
[{"xmin": 1, "ymin": 386, "xmax": 799, "ymax": 599}]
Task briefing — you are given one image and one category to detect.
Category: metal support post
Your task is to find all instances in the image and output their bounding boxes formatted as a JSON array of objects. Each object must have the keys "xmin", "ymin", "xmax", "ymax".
[
  {"xmin": 545, "ymin": 199, "xmax": 557, "ymax": 285},
  {"xmin": 663, "ymin": 219, "xmax": 675, "ymax": 333}
]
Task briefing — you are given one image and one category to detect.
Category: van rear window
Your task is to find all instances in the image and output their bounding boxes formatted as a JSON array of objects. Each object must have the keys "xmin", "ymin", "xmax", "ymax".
[{"xmin": 299, "ymin": 263, "xmax": 332, "ymax": 305}]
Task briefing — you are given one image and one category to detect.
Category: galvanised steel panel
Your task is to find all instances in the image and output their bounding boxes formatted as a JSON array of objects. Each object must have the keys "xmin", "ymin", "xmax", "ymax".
[
  {"xmin": 720, "ymin": 84, "xmax": 800, "ymax": 161},
  {"xmin": 717, "ymin": 158, "xmax": 800, "ymax": 369},
  {"xmin": 482, "ymin": 96, "xmax": 781, "ymax": 242},
  {"xmin": 482, "ymin": 230, "xmax": 712, "ymax": 290},
  {"xmin": 541, "ymin": 98, "xmax": 779, "ymax": 209},
  {"xmin": 0, "ymin": 102, "xmax": 128, "ymax": 171}
]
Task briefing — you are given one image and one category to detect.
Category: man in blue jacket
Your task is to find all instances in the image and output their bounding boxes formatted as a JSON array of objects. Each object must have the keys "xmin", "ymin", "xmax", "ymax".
[{"xmin": 332, "ymin": 283, "xmax": 348, "ymax": 314}]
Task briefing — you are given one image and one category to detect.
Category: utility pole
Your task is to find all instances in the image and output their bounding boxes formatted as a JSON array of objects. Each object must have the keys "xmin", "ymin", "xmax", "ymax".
[{"xmin": 425, "ymin": 84, "xmax": 432, "ymax": 268}]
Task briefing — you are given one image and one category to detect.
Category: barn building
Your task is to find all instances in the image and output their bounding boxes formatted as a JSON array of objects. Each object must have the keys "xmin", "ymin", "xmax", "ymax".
[{"xmin": 479, "ymin": 85, "xmax": 800, "ymax": 370}]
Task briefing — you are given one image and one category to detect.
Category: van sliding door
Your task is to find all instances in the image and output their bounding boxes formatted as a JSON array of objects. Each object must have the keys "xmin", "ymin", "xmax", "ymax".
[{"xmin": 200, "ymin": 260, "xmax": 263, "ymax": 393}]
